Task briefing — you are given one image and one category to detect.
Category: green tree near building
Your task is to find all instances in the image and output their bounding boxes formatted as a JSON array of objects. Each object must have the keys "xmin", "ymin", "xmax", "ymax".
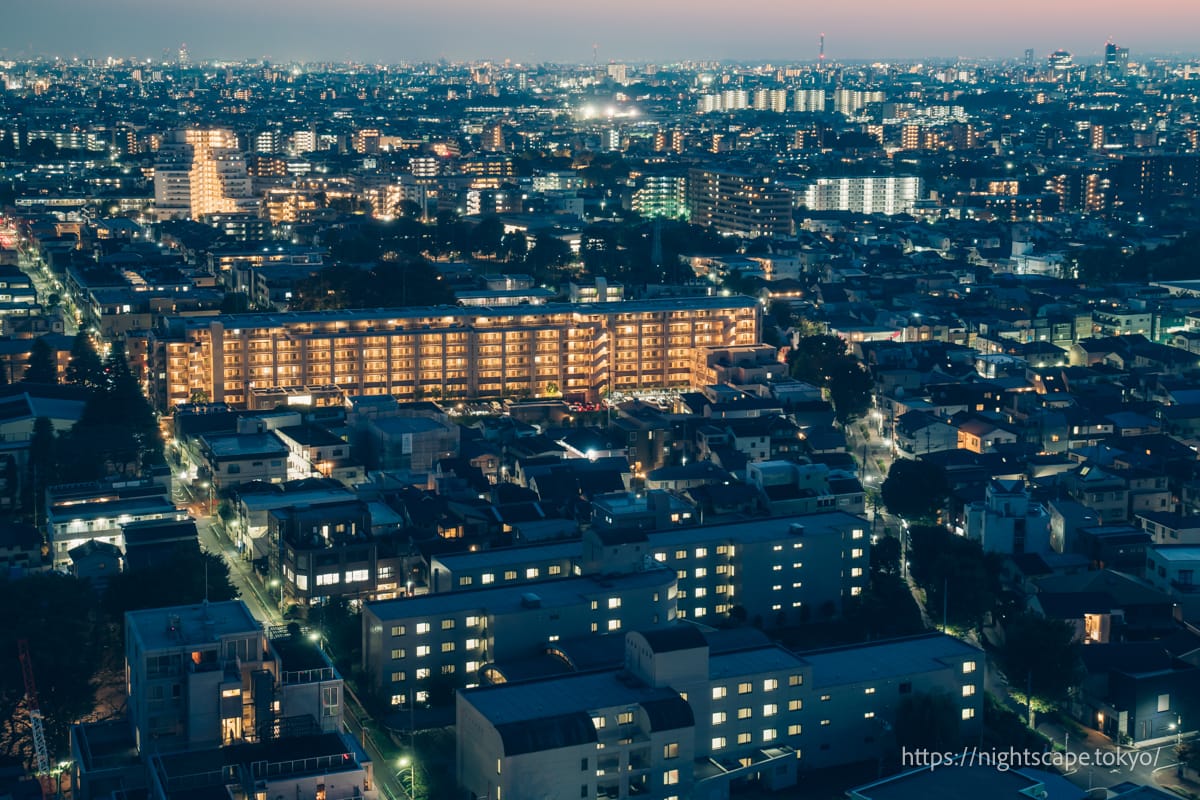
[
  {"xmin": 22, "ymin": 337, "xmax": 57, "ymax": 384},
  {"xmin": 64, "ymin": 331, "xmax": 105, "ymax": 391}
]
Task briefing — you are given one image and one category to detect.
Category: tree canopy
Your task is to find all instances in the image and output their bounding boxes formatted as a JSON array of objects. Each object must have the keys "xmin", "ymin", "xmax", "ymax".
[
  {"xmin": 22, "ymin": 338, "xmax": 56, "ymax": 384},
  {"xmin": 999, "ymin": 612, "xmax": 1083, "ymax": 714},
  {"xmin": 787, "ymin": 335, "xmax": 872, "ymax": 423},
  {"xmin": 881, "ymin": 459, "xmax": 949, "ymax": 521},
  {"xmin": 907, "ymin": 524, "xmax": 1002, "ymax": 632}
]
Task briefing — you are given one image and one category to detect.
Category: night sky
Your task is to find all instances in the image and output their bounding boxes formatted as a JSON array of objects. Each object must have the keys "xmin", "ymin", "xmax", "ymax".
[{"xmin": 2, "ymin": 0, "xmax": 1197, "ymax": 63}]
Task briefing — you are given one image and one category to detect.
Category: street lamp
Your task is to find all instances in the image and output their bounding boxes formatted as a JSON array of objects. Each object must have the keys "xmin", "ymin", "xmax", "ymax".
[
  {"xmin": 397, "ymin": 756, "xmax": 417, "ymax": 800},
  {"xmin": 270, "ymin": 577, "xmax": 284, "ymax": 607}
]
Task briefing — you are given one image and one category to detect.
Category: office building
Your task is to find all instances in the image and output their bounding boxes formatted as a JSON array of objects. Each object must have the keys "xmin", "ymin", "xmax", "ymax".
[{"xmin": 145, "ymin": 298, "xmax": 761, "ymax": 411}]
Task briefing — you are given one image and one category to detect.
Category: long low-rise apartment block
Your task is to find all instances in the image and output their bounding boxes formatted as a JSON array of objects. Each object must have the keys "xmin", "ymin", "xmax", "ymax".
[
  {"xmin": 362, "ymin": 568, "xmax": 679, "ymax": 708},
  {"xmin": 144, "ymin": 297, "xmax": 761, "ymax": 411},
  {"xmin": 583, "ymin": 511, "xmax": 870, "ymax": 627},
  {"xmin": 456, "ymin": 629, "xmax": 983, "ymax": 800}
]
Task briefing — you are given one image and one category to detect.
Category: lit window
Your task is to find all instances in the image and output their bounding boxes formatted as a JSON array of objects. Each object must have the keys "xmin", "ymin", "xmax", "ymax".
[
  {"xmin": 788, "ymin": 724, "xmax": 802, "ymax": 736},
  {"xmin": 864, "ymin": 687, "xmax": 876, "ymax": 695},
  {"xmin": 441, "ymin": 642, "xmax": 455, "ymax": 653},
  {"xmin": 416, "ymin": 668, "xmax": 429, "ymax": 680},
  {"xmin": 738, "ymin": 707, "xmax": 752, "ymax": 719},
  {"xmin": 851, "ymin": 548, "xmax": 864, "ymax": 559},
  {"xmin": 695, "ymin": 567, "xmax": 707, "ymax": 578},
  {"xmin": 737, "ymin": 732, "xmax": 752, "ymax": 744},
  {"xmin": 789, "ymin": 699, "xmax": 803, "ymax": 711},
  {"xmin": 852, "ymin": 529, "xmax": 864, "ymax": 539},
  {"xmin": 864, "ymin": 712, "xmax": 875, "ymax": 719},
  {"xmin": 592, "ymin": 716, "xmax": 606, "ymax": 729},
  {"xmin": 526, "ymin": 567, "xmax": 539, "ymax": 579},
  {"xmin": 390, "ymin": 648, "xmax": 406, "ymax": 659},
  {"xmin": 663, "ymin": 743, "xmax": 678, "ymax": 759},
  {"xmin": 763, "ymin": 678, "xmax": 778, "ymax": 692},
  {"xmin": 711, "ymin": 736, "xmax": 726, "ymax": 750},
  {"xmin": 962, "ymin": 708, "xmax": 976, "ymax": 720},
  {"xmin": 962, "ymin": 685, "xmax": 976, "ymax": 697},
  {"xmin": 712, "ymin": 686, "xmax": 727, "ymax": 700},
  {"xmin": 738, "ymin": 682, "xmax": 752, "ymax": 695},
  {"xmin": 820, "ymin": 719, "xmax": 831, "ymax": 726},
  {"xmin": 481, "ymin": 573, "xmax": 494, "ymax": 584},
  {"xmin": 416, "ymin": 645, "xmax": 430, "ymax": 657},
  {"xmin": 789, "ymin": 674, "xmax": 803, "ymax": 686},
  {"xmin": 441, "ymin": 619, "xmax": 455, "ymax": 630},
  {"xmin": 851, "ymin": 567, "xmax": 864, "ymax": 577},
  {"xmin": 608, "ymin": 597, "xmax": 621, "ymax": 609},
  {"xmin": 607, "ymin": 619, "xmax": 621, "ymax": 631},
  {"xmin": 963, "ymin": 661, "xmax": 977, "ymax": 674},
  {"xmin": 390, "ymin": 625, "xmax": 406, "ymax": 637},
  {"xmin": 712, "ymin": 711, "xmax": 726, "ymax": 725},
  {"xmin": 762, "ymin": 728, "xmax": 777, "ymax": 742},
  {"xmin": 695, "ymin": 547, "xmax": 707, "ymax": 558},
  {"xmin": 416, "ymin": 622, "xmax": 431, "ymax": 635},
  {"xmin": 763, "ymin": 704, "xmax": 778, "ymax": 717},
  {"xmin": 618, "ymin": 711, "xmax": 634, "ymax": 725},
  {"xmin": 664, "ymin": 769, "xmax": 679, "ymax": 786}
]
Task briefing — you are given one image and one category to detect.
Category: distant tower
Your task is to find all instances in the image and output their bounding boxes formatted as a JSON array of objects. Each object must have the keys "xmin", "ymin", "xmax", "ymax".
[
  {"xmin": 178, "ymin": 43, "xmax": 189, "ymax": 67},
  {"xmin": 818, "ymin": 33, "xmax": 826, "ymax": 71},
  {"xmin": 1023, "ymin": 48, "xmax": 1035, "ymax": 68}
]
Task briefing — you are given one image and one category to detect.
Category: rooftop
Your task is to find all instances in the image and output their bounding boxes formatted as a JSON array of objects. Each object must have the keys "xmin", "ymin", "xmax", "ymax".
[
  {"xmin": 802, "ymin": 633, "xmax": 981, "ymax": 689},
  {"xmin": 366, "ymin": 568, "xmax": 674, "ymax": 621},
  {"xmin": 127, "ymin": 600, "xmax": 260, "ymax": 651}
]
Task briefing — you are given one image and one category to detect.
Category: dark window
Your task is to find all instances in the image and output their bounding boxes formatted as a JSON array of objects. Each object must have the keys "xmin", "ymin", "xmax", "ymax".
[{"xmin": 899, "ymin": 682, "xmax": 913, "ymax": 694}]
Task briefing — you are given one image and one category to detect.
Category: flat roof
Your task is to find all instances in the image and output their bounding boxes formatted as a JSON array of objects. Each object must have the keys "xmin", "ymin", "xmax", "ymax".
[
  {"xmin": 709, "ymin": 644, "xmax": 806, "ymax": 681},
  {"xmin": 164, "ymin": 295, "xmax": 760, "ymax": 331},
  {"xmin": 127, "ymin": 600, "xmax": 260, "ymax": 651},
  {"xmin": 1150, "ymin": 545, "xmax": 1200, "ymax": 562},
  {"xmin": 850, "ymin": 764, "xmax": 1050, "ymax": 800},
  {"xmin": 366, "ymin": 568, "xmax": 674, "ymax": 621},
  {"xmin": 431, "ymin": 541, "xmax": 580, "ymax": 571},
  {"xmin": 200, "ymin": 433, "xmax": 289, "ymax": 459},
  {"xmin": 640, "ymin": 511, "xmax": 865, "ymax": 548},
  {"xmin": 461, "ymin": 668, "xmax": 680, "ymax": 726},
  {"xmin": 803, "ymin": 633, "xmax": 981, "ymax": 689}
]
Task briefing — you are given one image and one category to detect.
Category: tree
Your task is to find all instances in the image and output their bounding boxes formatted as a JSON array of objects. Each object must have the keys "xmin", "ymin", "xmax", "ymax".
[
  {"xmin": 25, "ymin": 417, "xmax": 55, "ymax": 518},
  {"xmin": 64, "ymin": 332, "xmax": 104, "ymax": 391},
  {"xmin": 104, "ymin": 547, "xmax": 237, "ymax": 627},
  {"xmin": 469, "ymin": 215, "xmax": 505, "ymax": 261},
  {"xmin": 1000, "ymin": 612, "xmax": 1083, "ymax": 721},
  {"xmin": 881, "ymin": 459, "xmax": 949, "ymax": 521},
  {"xmin": 894, "ymin": 691, "xmax": 962, "ymax": 752},
  {"xmin": 0, "ymin": 574, "xmax": 105, "ymax": 761},
  {"xmin": 907, "ymin": 525, "xmax": 1001, "ymax": 632},
  {"xmin": 872, "ymin": 535, "xmax": 901, "ymax": 576},
  {"xmin": 22, "ymin": 337, "xmax": 57, "ymax": 384},
  {"xmin": 501, "ymin": 231, "xmax": 528, "ymax": 262},
  {"xmin": 219, "ymin": 292, "xmax": 253, "ymax": 313},
  {"xmin": 787, "ymin": 335, "xmax": 871, "ymax": 423}
]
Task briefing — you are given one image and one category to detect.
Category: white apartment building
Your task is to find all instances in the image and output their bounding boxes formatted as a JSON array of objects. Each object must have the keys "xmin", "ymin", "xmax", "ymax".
[
  {"xmin": 123, "ymin": 601, "xmax": 343, "ymax": 755},
  {"xmin": 802, "ymin": 176, "xmax": 924, "ymax": 216},
  {"xmin": 362, "ymin": 569, "xmax": 679, "ymax": 708},
  {"xmin": 582, "ymin": 511, "xmax": 870, "ymax": 627},
  {"xmin": 456, "ymin": 629, "xmax": 983, "ymax": 800}
]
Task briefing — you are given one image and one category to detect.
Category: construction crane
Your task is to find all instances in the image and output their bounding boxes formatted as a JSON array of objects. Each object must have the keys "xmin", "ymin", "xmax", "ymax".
[{"xmin": 17, "ymin": 640, "xmax": 52, "ymax": 797}]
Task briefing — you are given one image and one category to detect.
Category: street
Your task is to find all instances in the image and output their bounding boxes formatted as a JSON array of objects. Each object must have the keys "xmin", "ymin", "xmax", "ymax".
[{"xmin": 179, "ymin": 480, "xmax": 413, "ymax": 800}]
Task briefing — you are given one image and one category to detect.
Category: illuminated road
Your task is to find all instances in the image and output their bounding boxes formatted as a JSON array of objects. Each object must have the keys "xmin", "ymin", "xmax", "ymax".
[{"xmin": 180, "ymin": 480, "xmax": 409, "ymax": 798}]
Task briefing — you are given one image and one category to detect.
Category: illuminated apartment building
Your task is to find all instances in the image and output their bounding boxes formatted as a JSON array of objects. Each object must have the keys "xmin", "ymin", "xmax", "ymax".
[
  {"xmin": 145, "ymin": 297, "xmax": 760, "ymax": 411},
  {"xmin": 153, "ymin": 128, "xmax": 258, "ymax": 221},
  {"xmin": 801, "ymin": 176, "xmax": 924, "ymax": 216},
  {"xmin": 686, "ymin": 169, "xmax": 793, "ymax": 238}
]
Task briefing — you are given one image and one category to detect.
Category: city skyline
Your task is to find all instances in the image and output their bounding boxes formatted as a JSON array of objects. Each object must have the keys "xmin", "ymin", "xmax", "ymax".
[{"xmin": 3, "ymin": 0, "xmax": 1199, "ymax": 64}]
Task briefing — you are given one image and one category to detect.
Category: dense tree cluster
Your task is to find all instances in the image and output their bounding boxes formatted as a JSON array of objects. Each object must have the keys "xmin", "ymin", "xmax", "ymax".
[
  {"xmin": 906, "ymin": 524, "xmax": 1002, "ymax": 632},
  {"xmin": 881, "ymin": 459, "xmax": 950, "ymax": 522},
  {"xmin": 786, "ymin": 335, "xmax": 872, "ymax": 423}
]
